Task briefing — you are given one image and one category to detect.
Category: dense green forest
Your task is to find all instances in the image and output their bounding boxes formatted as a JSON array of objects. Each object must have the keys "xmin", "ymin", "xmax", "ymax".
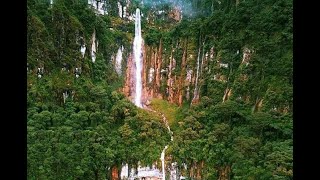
[{"xmin": 27, "ymin": 0, "xmax": 292, "ymax": 179}]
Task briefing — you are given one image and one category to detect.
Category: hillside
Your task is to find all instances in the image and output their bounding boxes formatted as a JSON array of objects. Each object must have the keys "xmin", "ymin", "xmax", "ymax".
[{"xmin": 27, "ymin": 0, "xmax": 292, "ymax": 179}]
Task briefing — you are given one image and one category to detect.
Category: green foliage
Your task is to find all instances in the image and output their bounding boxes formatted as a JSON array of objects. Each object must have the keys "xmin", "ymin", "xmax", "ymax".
[
  {"xmin": 27, "ymin": 92, "xmax": 169, "ymax": 179},
  {"xmin": 27, "ymin": 2, "xmax": 170, "ymax": 178},
  {"xmin": 28, "ymin": 0, "xmax": 292, "ymax": 179},
  {"xmin": 144, "ymin": 27, "xmax": 162, "ymax": 46},
  {"xmin": 150, "ymin": 98, "xmax": 180, "ymax": 126}
]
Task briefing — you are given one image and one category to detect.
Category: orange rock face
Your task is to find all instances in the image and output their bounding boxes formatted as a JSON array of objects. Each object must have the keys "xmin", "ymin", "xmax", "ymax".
[
  {"xmin": 111, "ymin": 166, "xmax": 119, "ymax": 180},
  {"xmin": 123, "ymin": 53, "xmax": 135, "ymax": 104},
  {"xmin": 123, "ymin": 37, "xmax": 208, "ymax": 107}
]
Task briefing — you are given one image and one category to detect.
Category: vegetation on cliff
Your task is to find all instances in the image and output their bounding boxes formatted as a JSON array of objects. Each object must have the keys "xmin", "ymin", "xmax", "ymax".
[{"xmin": 28, "ymin": 0, "xmax": 292, "ymax": 179}]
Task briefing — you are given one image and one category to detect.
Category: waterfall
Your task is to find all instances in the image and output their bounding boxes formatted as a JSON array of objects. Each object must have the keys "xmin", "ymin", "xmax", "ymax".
[
  {"xmin": 122, "ymin": 8, "xmax": 179, "ymax": 180},
  {"xmin": 159, "ymin": 112, "xmax": 174, "ymax": 180},
  {"xmin": 91, "ymin": 30, "xmax": 96, "ymax": 63},
  {"xmin": 88, "ymin": 0, "xmax": 106, "ymax": 15},
  {"xmin": 63, "ymin": 91, "xmax": 68, "ymax": 104},
  {"xmin": 133, "ymin": 8, "xmax": 143, "ymax": 108},
  {"xmin": 115, "ymin": 46, "xmax": 123, "ymax": 75},
  {"xmin": 192, "ymin": 46, "xmax": 201, "ymax": 103},
  {"xmin": 118, "ymin": 2, "xmax": 123, "ymax": 18},
  {"xmin": 80, "ymin": 44, "xmax": 86, "ymax": 58},
  {"xmin": 161, "ymin": 145, "xmax": 168, "ymax": 180},
  {"xmin": 123, "ymin": 6, "xmax": 127, "ymax": 18}
]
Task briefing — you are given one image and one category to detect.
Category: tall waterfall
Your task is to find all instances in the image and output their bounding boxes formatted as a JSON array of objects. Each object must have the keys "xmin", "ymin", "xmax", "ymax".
[
  {"xmin": 133, "ymin": 8, "xmax": 143, "ymax": 108},
  {"xmin": 121, "ymin": 8, "xmax": 179, "ymax": 180}
]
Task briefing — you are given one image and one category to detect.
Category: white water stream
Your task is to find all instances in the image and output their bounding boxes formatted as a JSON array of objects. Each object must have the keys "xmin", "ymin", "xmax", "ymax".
[{"xmin": 133, "ymin": 8, "xmax": 143, "ymax": 108}]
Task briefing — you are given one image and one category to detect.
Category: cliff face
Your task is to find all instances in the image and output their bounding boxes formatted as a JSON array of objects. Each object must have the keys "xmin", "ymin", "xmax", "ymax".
[
  {"xmin": 122, "ymin": 34, "xmax": 273, "ymax": 111},
  {"xmin": 135, "ymin": 38, "xmax": 188, "ymax": 106},
  {"xmin": 28, "ymin": 1, "xmax": 293, "ymax": 179},
  {"xmin": 123, "ymin": 53, "xmax": 133, "ymax": 100},
  {"xmin": 28, "ymin": 0, "xmax": 292, "ymax": 113},
  {"xmin": 118, "ymin": 2, "xmax": 291, "ymax": 114},
  {"xmin": 124, "ymin": 36, "xmax": 204, "ymax": 106},
  {"xmin": 122, "ymin": 30, "xmax": 292, "ymax": 116}
]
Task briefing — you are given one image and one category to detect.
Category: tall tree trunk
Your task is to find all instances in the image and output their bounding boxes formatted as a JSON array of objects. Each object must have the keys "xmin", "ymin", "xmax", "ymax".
[
  {"xmin": 218, "ymin": 165, "xmax": 231, "ymax": 180},
  {"xmin": 189, "ymin": 162, "xmax": 193, "ymax": 179},
  {"xmin": 196, "ymin": 162, "xmax": 200, "ymax": 180},
  {"xmin": 195, "ymin": 160, "xmax": 204, "ymax": 180}
]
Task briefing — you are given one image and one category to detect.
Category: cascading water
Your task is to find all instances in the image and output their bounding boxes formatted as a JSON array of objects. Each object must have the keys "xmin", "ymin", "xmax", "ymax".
[
  {"xmin": 123, "ymin": 6, "xmax": 127, "ymax": 18},
  {"xmin": 133, "ymin": 8, "xmax": 143, "ymax": 108},
  {"xmin": 118, "ymin": 2, "xmax": 123, "ymax": 18},
  {"xmin": 160, "ymin": 112, "xmax": 174, "ymax": 180},
  {"xmin": 91, "ymin": 30, "xmax": 96, "ymax": 63},
  {"xmin": 80, "ymin": 44, "xmax": 86, "ymax": 58},
  {"xmin": 161, "ymin": 145, "xmax": 168, "ymax": 180},
  {"xmin": 115, "ymin": 46, "xmax": 123, "ymax": 75},
  {"xmin": 192, "ymin": 46, "xmax": 201, "ymax": 103},
  {"xmin": 122, "ymin": 8, "xmax": 178, "ymax": 180},
  {"xmin": 63, "ymin": 91, "xmax": 68, "ymax": 104}
]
